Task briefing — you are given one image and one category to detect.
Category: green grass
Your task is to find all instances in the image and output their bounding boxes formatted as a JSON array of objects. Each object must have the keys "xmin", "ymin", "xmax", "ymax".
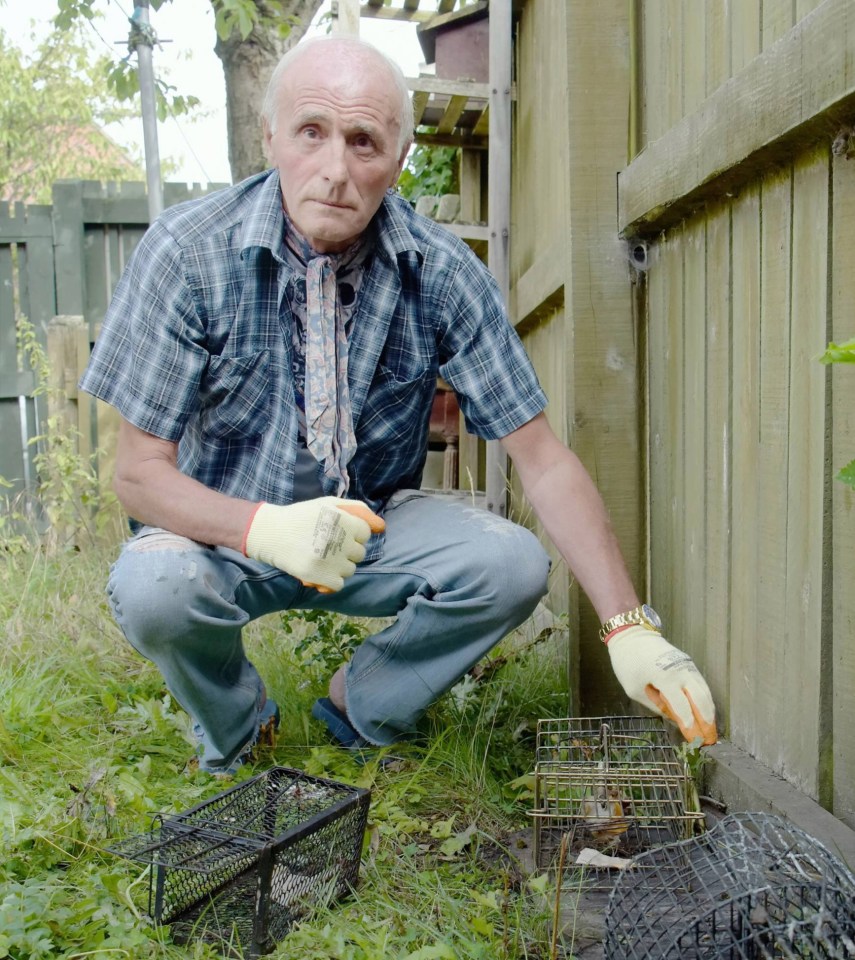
[{"xmin": 0, "ymin": 540, "xmax": 572, "ymax": 960}]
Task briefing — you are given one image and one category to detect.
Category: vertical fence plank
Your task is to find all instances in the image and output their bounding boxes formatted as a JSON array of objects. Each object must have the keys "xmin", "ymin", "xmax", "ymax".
[
  {"xmin": 729, "ymin": 182, "xmax": 761, "ymax": 751},
  {"xmin": 0, "ymin": 242, "xmax": 18, "ymax": 382},
  {"xmin": 647, "ymin": 236, "xmax": 670, "ymax": 622},
  {"xmin": 731, "ymin": 0, "xmax": 761, "ymax": 73},
  {"xmin": 649, "ymin": 226, "xmax": 685, "ymax": 636},
  {"xmin": 682, "ymin": 0, "xmax": 706, "ymax": 116},
  {"xmin": 641, "ymin": 0, "xmax": 664, "ymax": 147},
  {"xmin": 705, "ymin": 0, "xmax": 731, "ymax": 96},
  {"xmin": 665, "ymin": 0, "xmax": 685, "ymax": 128},
  {"xmin": 682, "ymin": 220, "xmax": 707, "ymax": 663},
  {"xmin": 830, "ymin": 149, "xmax": 855, "ymax": 831},
  {"xmin": 53, "ymin": 181, "xmax": 87, "ymax": 316},
  {"xmin": 753, "ymin": 169, "xmax": 792, "ymax": 772},
  {"xmin": 782, "ymin": 147, "xmax": 828, "ymax": 799},
  {"xmin": 704, "ymin": 204, "xmax": 732, "ymax": 722},
  {"xmin": 761, "ymin": 0, "xmax": 795, "ymax": 49}
]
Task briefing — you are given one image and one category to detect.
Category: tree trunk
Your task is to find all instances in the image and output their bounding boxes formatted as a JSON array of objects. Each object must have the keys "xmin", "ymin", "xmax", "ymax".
[{"xmin": 213, "ymin": 0, "xmax": 324, "ymax": 183}]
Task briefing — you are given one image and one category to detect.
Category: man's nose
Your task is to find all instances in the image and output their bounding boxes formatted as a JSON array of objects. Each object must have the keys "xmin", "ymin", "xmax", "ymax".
[{"xmin": 323, "ymin": 137, "xmax": 349, "ymax": 185}]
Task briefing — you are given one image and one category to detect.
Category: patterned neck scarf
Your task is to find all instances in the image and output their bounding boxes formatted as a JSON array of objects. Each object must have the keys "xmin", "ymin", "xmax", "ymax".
[{"xmin": 283, "ymin": 218, "xmax": 370, "ymax": 496}]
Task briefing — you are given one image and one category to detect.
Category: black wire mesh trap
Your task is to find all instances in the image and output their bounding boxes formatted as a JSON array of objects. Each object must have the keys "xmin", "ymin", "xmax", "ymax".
[
  {"xmin": 107, "ymin": 766, "xmax": 371, "ymax": 957},
  {"xmin": 531, "ymin": 716, "xmax": 704, "ymax": 889},
  {"xmin": 604, "ymin": 811, "xmax": 855, "ymax": 959}
]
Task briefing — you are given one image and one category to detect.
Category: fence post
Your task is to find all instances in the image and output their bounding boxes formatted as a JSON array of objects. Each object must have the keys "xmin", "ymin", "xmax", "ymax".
[{"xmin": 46, "ymin": 315, "xmax": 89, "ymax": 454}]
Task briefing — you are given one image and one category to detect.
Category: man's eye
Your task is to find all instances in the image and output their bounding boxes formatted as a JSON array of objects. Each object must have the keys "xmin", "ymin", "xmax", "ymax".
[{"xmin": 353, "ymin": 135, "xmax": 375, "ymax": 151}]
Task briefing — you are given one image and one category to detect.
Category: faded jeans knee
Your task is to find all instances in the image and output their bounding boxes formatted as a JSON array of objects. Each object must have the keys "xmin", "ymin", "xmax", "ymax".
[
  {"xmin": 107, "ymin": 528, "xmax": 233, "ymax": 660},
  {"xmin": 455, "ymin": 513, "xmax": 551, "ymax": 623}
]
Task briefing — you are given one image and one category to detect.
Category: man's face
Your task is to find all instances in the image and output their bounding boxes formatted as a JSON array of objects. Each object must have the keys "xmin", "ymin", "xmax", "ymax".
[{"xmin": 265, "ymin": 44, "xmax": 408, "ymax": 254}]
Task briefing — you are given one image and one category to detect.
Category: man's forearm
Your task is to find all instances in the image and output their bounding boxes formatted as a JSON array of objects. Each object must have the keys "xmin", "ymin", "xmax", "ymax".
[
  {"xmin": 521, "ymin": 451, "xmax": 639, "ymax": 622},
  {"xmin": 117, "ymin": 463, "xmax": 255, "ymax": 550},
  {"xmin": 114, "ymin": 421, "xmax": 256, "ymax": 550},
  {"xmin": 501, "ymin": 415, "xmax": 639, "ymax": 622}
]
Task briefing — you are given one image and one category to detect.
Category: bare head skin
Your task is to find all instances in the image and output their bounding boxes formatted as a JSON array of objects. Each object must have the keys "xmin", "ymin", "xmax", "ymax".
[{"xmin": 262, "ymin": 37, "xmax": 414, "ymax": 254}]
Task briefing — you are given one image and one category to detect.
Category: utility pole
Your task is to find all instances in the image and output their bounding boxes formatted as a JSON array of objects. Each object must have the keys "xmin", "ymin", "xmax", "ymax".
[{"xmin": 128, "ymin": 0, "xmax": 163, "ymax": 221}]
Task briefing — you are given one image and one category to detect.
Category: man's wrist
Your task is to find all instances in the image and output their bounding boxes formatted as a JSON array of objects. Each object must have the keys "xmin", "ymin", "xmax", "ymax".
[{"xmin": 599, "ymin": 604, "xmax": 663, "ymax": 644}]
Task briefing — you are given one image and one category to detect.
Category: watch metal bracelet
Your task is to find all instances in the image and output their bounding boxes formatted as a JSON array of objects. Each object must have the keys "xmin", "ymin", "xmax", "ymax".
[{"xmin": 598, "ymin": 603, "xmax": 663, "ymax": 644}]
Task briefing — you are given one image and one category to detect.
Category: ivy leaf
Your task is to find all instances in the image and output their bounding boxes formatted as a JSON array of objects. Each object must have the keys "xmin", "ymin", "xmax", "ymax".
[{"xmin": 837, "ymin": 458, "xmax": 855, "ymax": 489}]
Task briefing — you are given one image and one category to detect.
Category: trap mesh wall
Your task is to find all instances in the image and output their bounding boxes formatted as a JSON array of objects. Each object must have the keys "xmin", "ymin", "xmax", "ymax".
[
  {"xmin": 604, "ymin": 811, "xmax": 855, "ymax": 959},
  {"xmin": 531, "ymin": 716, "xmax": 703, "ymax": 888},
  {"xmin": 108, "ymin": 766, "xmax": 370, "ymax": 957}
]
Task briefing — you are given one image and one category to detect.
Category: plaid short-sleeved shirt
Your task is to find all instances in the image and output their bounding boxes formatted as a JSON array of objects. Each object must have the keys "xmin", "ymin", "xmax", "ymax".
[{"xmin": 80, "ymin": 170, "xmax": 547, "ymax": 555}]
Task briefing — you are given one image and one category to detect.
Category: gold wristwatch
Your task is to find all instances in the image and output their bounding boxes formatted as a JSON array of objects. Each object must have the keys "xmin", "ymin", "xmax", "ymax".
[{"xmin": 598, "ymin": 604, "xmax": 663, "ymax": 644}]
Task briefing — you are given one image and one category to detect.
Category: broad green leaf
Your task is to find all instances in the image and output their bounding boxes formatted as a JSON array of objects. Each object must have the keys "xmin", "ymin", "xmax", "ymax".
[
  {"xmin": 439, "ymin": 822, "xmax": 476, "ymax": 857},
  {"xmin": 819, "ymin": 337, "xmax": 855, "ymax": 364}
]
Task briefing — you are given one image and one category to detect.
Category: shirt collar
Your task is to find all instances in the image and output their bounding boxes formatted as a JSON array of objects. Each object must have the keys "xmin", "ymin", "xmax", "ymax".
[
  {"xmin": 239, "ymin": 170, "xmax": 288, "ymax": 260},
  {"xmin": 238, "ymin": 170, "xmax": 424, "ymax": 267}
]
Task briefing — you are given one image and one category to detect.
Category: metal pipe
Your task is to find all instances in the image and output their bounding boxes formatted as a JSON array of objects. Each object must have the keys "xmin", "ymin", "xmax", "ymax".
[{"xmin": 131, "ymin": 0, "xmax": 163, "ymax": 222}]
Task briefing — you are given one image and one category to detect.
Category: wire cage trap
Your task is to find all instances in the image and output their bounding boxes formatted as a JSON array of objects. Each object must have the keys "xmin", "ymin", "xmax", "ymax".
[
  {"xmin": 531, "ymin": 716, "xmax": 704, "ymax": 889},
  {"xmin": 604, "ymin": 811, "xmax": 855, "ymax": 959},
  {"xmin": 107, "ymin": 766, "xmax": 370, "ymax": 957}
]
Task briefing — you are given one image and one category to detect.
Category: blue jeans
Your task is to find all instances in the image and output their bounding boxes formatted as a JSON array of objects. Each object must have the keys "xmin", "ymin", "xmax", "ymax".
[{"xmin": 106, "ymin": 491, "xmax": 550, "ymax": 770}]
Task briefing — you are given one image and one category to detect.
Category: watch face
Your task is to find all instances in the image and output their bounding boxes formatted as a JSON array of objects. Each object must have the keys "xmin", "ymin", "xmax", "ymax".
[{"xmin": 642, "ymin": 604, "xmax": 662, "ymax": 628}]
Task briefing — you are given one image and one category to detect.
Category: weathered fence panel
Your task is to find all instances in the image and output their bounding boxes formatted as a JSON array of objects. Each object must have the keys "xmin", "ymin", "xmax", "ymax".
[
  {"xmin": 0, "ymin": 181, "xmax": 225, "ymax": 501},
  {"xmin": 625, "ymin": 0, "xmax": 855, "ymax": 829},
  {"xmin": 0, "ymin": 203, "xmax": 57, "ymax": 495}
]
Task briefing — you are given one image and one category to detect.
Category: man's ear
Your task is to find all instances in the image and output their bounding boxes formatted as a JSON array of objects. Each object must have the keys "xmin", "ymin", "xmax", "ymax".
[
  {"xmin": 262, "ymin": 118, "xmax": 274, "ymax": 165},
  {"xmin": 391, "ymin": 139, "xmax": 413, "ymax": 187}
]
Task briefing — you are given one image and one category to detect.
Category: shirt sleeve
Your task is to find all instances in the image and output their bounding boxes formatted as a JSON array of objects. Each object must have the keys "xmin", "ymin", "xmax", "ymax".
[
  {"xmin": 78, "ymin": 220, "xmax": 209, "ymax": 442},
  {"xmin": 437, "ymin": 253, "xmax": 548, "ymax": 440}
]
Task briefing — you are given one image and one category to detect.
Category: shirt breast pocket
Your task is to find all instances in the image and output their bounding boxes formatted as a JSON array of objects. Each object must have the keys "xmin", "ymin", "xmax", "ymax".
[
  {"xmin": 199, "ymin": 351, "xmax": 271, "ymax": 439},
  {"xmin": 360, "ymin": 367, "xmax": 434, "ymax": 436}
]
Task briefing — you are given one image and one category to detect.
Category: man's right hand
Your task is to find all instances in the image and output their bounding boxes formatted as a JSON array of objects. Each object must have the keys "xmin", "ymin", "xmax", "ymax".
[{"xmin": 243, "ymin": 498, "xmax": 385, "ymax": 593}]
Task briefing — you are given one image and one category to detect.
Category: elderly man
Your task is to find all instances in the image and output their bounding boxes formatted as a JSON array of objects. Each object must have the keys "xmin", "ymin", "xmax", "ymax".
[{"xmin": 80, "ymin": 36, "xmax": 716, "ymax": 775}]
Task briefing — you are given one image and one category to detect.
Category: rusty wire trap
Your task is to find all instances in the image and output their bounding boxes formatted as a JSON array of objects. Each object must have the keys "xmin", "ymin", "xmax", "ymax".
[
  {"xmin": 530, "ymin": 716, "xmax": 703, "ymax": 889},
  {"xmin": 107, "ymin": 766, "xmax": 370, "ymax": 957},
  {"xmin": 604, "ymin": 811, "xmax": 855, "ymax": 959}
]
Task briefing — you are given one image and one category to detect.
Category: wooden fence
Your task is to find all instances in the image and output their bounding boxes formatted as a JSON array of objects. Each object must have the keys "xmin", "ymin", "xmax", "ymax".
[
  {"xmin": 619, "ymin": 0, "xmax": 855, "ymax": 832},
  {"xmin": 0, "ymin": 180, "xmax": 224, "ymax": 500}
]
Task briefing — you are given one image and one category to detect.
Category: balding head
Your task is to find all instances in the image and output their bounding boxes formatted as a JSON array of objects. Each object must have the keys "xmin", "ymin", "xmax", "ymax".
[{"xmin": 262, "ymin": 36, "xmax": 414, "ymax": 156}]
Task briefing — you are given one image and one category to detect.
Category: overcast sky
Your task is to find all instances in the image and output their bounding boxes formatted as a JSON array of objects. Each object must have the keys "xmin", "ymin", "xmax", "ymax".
[{"xmin": 3, "ymin": 0, "xmax": 428, "ymax": 184}]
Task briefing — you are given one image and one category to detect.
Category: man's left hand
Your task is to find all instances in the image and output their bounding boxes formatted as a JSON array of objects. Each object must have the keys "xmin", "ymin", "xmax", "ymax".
[{"xmin": 606, "ymin": 627, "xmax": 717, "ymax": 745}]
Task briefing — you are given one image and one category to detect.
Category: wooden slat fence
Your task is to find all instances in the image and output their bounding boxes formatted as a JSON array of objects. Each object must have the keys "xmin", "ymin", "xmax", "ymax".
[
  {"xmin": 0, "ymin": 180, "xmax": 225, "ymax": 501},
  {"xmin": 621, "ymin": 0, "xmax": 855, "ymax": 831}
]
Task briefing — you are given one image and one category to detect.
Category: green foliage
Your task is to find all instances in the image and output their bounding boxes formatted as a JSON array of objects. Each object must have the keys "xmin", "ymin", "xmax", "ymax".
[
  {"xmin": 0, "ymin": 25, "xmax": 143, "ymax": 203},
  {"xmin": 51, "ymin": 1, "xmax": 200, "ymax": 130},
  {"xmin": 397, "ymin": 144, "xmax": 460, "ymax": 203},
  {"xmin": 281, "ymin": 608, "xmax": 368, "ymax": 677},
  {"xmin": 819, "ymin": 337, "xmax": 855, "ymax": 365},
  {"xmin": 820, "ymin": 336, "xmax": 855, "ymax": 488},
  {"xmin": 104, "ymin": 58, "xmax": 201, "ymax": 124},
  {"xmin": 211, "ymin": 0, "xmax": 300, "ymax": 42}
]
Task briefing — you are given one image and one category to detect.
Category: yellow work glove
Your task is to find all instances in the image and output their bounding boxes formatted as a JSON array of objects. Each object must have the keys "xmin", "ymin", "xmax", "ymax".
[
  {"xmin": 243, "ymin": 498, "xmax": 385, "ymax": 593},
  {"xmin": 606, "ymin": 626, "xmax": 717, "ymax": 745}
]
